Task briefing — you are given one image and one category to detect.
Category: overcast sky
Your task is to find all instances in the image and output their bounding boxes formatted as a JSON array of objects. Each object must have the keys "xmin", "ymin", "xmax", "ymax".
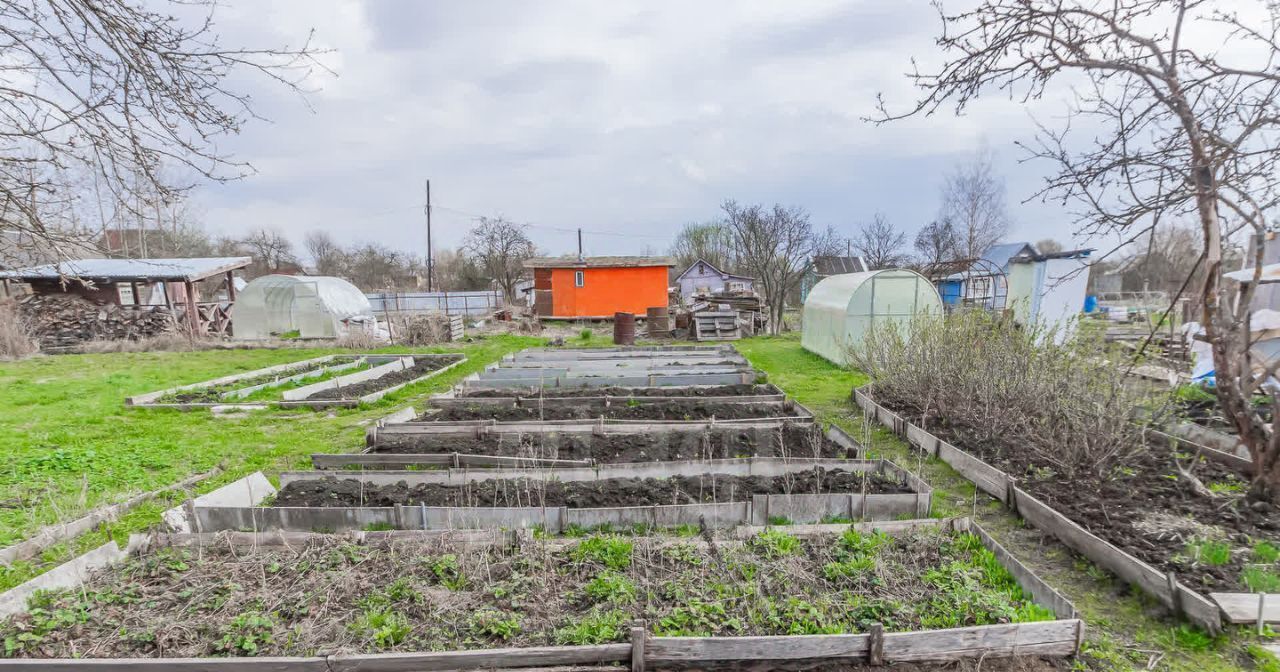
[{"xmin": 193, "ymin": 0, "xmax": 1117, "ymax": 261}]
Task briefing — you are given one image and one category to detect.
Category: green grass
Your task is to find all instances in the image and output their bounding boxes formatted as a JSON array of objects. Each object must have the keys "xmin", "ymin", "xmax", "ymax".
[
  {"xmin": 0, "ymin": 335, "xmax": 543, "ymax": 591},
  {"xmin": 736, "ymin": 332, "xmax": 1258, "ymax": 672}
]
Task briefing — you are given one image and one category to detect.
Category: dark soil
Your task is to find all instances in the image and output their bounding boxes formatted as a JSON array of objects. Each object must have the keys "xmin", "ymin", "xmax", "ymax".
[
  {"xmin": 307, "ymin": 355, "xmax": 463, "ymax": 400},
  {"xmin": 420, "ymin": 401, "xmax": 796, "ymax": 422},
  {"xmin": 878, "ymin": 392, "xmax": 1280, "ymax": 592},
  {"xmin": 275, "ymin": 467, "xmax": 911, "ymax": 508},
  {"xmin": 161, "ymin": 359, "xmax": 353, "ymax": 403},
  {"xmin": 374, "ymin": 423, "xmax": 850, "ymax": 463},
  {"xmin": 461, "ymin": 384, "xmax": 775, "ymax": 398}
]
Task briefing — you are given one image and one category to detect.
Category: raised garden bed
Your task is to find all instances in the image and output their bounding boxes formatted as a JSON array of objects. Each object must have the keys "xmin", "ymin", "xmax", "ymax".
[
  {"xmin": 192, "ymin": 459, "xmax": 931, "ymax": 532},
  {"xmin": 366, "ymin": 422, "xmax": 850, "ymax": 462},
  {"xmin": 417, "ymin": 399, "xmax": 802, "ymax": 422},
  {"xmin": 854, "ymin": 387, "xmax": 1280, "ymax": 632},
  {"xmin": 0, "ymin": 519, "xmax": 1081, "ymax": 666},
  {"xmin": 126, "ymin": 354, "xmax": 466, "ymax": 410},
  {"xmin": 457, "ymin": 383, "xmax": 780, "ymax": 399}
]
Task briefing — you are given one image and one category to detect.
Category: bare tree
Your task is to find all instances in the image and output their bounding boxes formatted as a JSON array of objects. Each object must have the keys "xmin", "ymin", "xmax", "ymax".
[
  {"xmin": 344, "ymin": 243, "xmax": 416, "ymax": 290},
  {"xmin": 877, "ymin": 0, "xmax": 1280, "ymax": 502},
  {"xmin": 0, "ymin": 0, "xmax": 326, "ymax": 269},
  {"xmin": 304, "ymin": 231, "xmax": 347, "ymax": 276},
  {"xmin": 239, "ymin": 229, "xmax": 298, "ymax": 277},
  {"xmin": 939, "ymin": 147, "xmax": 1011, "ymax": 259},
  {"xmin": 670, "ymin": 222, "xmax": 736, "ymax": 272},
  {"xmin": 722, "ymin": 201, "xmax": 819, "ymax": 334},
  {"xmin": 1035, "ymin": 239, "xmax": 1065, "ymax": 255},
  {"xmin": 913, "ymin": 220, "xmax": 960, "ymax": 265},
  {"xmin": 433, "ymin": 248, "xmax": 490, "ymax": 292},
  {"xmin": 463, "ymin": 217, "xmax": 536, "ymax": 302},
  {"xmin": 852, "ymin": 213, "xmax": 908, "ymax": 269}
]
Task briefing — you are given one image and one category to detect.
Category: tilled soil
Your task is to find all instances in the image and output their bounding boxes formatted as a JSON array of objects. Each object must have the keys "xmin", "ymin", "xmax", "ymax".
[
  {"xmin": 461, "ymin": 383, "xmax": 775, "ymax": 398},
  {"xmin": 0, "ymin": 529, "xmax": 1056, "ymax": 659},
  {"xmin": 374, "ymin": 423, "xmax": 849, "ymax": 462},
  {"xmin": 420, "ymin": 401, "xmax": 796, "ymax": 422},
  {"xmin": 275, "ymin": 467, "xmax": 910, "ymax": 508},
  {"xmin": 879, "ymin": 393, "xmax": 1280, "ymax": 592},
  {"xmin": 161, "ymin": 359, "xmax": 353, "ymax": 403},
  {"xmin": 307, "ymin": 355, "xmax": 462, "ymax": 400}
]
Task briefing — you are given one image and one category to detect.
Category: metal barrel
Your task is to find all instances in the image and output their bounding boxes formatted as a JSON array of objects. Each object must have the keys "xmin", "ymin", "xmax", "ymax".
[
  {"xmin": 646, "ymin": 306, "xmax": 670, "ymax": 336},
  {"xmin": 613, "ymin": 312, "xmax": 636, "ymax": 345}
]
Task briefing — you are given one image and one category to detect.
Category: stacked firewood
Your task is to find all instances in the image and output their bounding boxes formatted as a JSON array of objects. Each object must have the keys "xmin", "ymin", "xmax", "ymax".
[{"xmin": 16, "ymin": 294, "xmax": 176, "ymax": 347}]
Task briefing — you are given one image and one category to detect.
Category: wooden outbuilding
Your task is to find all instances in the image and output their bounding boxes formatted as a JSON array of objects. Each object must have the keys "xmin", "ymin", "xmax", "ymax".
[
  {"xmin": 0, "ymin": 257, "xmax": 251, "ymax": 336},
  {"xmin": 524, "ymin": 256, "xmax": 674, "ymax": 319}
]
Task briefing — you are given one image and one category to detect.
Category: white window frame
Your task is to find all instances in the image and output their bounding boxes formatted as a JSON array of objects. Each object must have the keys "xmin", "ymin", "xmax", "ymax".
[{"xmin": 574, "ymin": 270, "xmax": 585, "ymax": 287}]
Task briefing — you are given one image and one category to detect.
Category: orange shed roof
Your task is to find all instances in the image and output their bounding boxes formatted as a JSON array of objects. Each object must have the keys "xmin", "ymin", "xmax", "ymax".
[{"xmin": 523, "ymin": 255, "xmax": 675, "ymax": 269}]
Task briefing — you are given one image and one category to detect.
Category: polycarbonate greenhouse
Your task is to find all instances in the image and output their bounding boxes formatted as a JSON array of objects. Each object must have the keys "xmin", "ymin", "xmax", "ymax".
[
  {"xmin": 801, "ymin": 269, "xmax": 943, "ymax": 365},
  {"xmin": 233, "ymin": 275, "xmax": 376, "ymax": 340}
]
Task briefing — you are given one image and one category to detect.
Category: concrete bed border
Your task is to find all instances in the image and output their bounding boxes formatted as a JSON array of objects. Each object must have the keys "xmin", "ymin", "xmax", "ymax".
[
  {"xmin": 0, "ymin": 517, "xmax": 1082, "ymax": 669},
  {"xmin": 460, "ymin": 370, "xmax": 760, "ymax": 391},
  {"xmin": 410, "ymin": 398, "xmax": 810, "ymax": 427},
  {"xmin": 325, "ymin": 424, "xmax": 863, "ymax": 470},
  {"xmin": 427, "ymin": 388, "xmax": 788, "ymax": 409},
  {"xmin": 126, "ymin": 354, "xmax": 466, "ymax": 411},
  {"xmin": 851, "ymin": 386, "xmax": 1254, "ymax": 633}
]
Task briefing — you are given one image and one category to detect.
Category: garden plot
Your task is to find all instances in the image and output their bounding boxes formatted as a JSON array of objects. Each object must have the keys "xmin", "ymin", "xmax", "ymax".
[
  {"xmin": 126, "ymin": 353, "xmax": 465, "ymax": 410},
  {"xmin": 0, "ymin": 519, "xmax": 1082, "ymax": 667},
  {"xmin": 855, "ymin": 388, "xmax": 1280, "ymax": 632},
  {"xmin": 463, "ymin": 345, "xmax": 760, "ymax": 391},
  {"xmin": 456, "ymin": 382, "xmax": 783, "ymax": 400},
  {"xmin": 417, "ymin": 398, "xmax": 804, "ymax": 422},
  {"xmin": 337, "ymin": 423, "xmax": 859, "ymax": 470},
  {"xmin": 194, "ymin": 458, "xmax": 931, "ymax": 532}
]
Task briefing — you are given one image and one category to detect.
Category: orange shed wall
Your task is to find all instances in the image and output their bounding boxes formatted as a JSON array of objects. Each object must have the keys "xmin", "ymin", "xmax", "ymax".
[{"xmin": 549, "ymin": 266, "xmax": 669, "ymax": 318}]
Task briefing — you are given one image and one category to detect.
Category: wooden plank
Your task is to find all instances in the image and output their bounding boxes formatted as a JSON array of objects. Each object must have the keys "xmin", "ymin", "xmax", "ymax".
[
  {"xmin": 310, "ymin": 453, "xmax": 592, "ymax": 470},
  {"xmin": 1210, "ymin": 592, "xmax": 1280, "ymax": 624},
  {"xmin": 936, "ymin": 440, "xmax": 1008, "ymax": 503},
  {"xmin": 962, "ymin": 521, "xmax": 1078, "ymax": 620},
  {"xmin": 356, "ymin": 356, "xmax": 466, "ymax": 404},
  {"xmin": 0, "ymin": 658, "xmax": 330, "ymax": 671},
  {"xmin": 125, "ymin": 354, "xmax": 338, "ymax": 406},
  {"xmin": 647, "ymin": 621, "xmax": 1081, "ymax": 664},
  {"xmin": 284, "ymin": 357, "xmax": 414, "ymax": 401},
  {"xmin": 327, "ymin": 644, "xmax": 630, "ymax": 672}
]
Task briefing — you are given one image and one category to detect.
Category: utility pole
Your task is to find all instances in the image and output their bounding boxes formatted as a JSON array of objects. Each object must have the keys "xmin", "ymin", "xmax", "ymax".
[
  {"xmin": 577, "ymin": 228, "xmax": 583, "ymax": 260},
  {"xmin": 425, "ymin": 179, "xmax": 434, "ymax": 292}
]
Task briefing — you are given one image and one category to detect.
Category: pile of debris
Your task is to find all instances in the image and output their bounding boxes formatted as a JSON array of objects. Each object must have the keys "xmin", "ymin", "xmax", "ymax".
[
  {"xmin": 685, "ymin": 291, "xmax": 768, "ymax": 341},
  {"xmin": 390, "ymin": 313, "xmax": 463, "ymax": 345},
  {"xmin": 16, "ymin": 294, "xmax": 176, "ymax": 348}
]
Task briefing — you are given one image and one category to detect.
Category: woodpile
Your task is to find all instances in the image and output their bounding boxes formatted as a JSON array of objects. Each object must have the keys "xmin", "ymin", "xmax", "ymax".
[
  {"xmin": 391, "ymin": 313, "xmax": 466, "ymax": 345},
  {"xmin": 16, "ymin": 294, "xmax": 176, "ymax": 348}
]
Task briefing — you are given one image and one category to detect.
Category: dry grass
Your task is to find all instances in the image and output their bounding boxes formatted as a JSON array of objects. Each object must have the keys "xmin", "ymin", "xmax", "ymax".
[
  {"xmin": 73, "ymin": 333, "xmax": 209, "ymax": 354},
  {"xmin": 0, "ymin": 300, "xmax": 39, "ymax": 360}
]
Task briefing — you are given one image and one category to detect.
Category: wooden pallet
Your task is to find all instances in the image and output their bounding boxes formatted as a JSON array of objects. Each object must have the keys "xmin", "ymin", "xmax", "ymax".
[{"xmin": 692, "ymin": 311, "xmax": 740, "ymax": 341}]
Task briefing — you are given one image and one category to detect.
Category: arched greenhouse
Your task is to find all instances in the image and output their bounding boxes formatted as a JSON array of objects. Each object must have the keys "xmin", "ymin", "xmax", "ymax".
[
  {"xmin": 801, "ymin": 269, "xmax": 943, "ymax": 365},
  {"xmin": 233, "ymin": 275, "xmax": 376, "ymax": 340}
]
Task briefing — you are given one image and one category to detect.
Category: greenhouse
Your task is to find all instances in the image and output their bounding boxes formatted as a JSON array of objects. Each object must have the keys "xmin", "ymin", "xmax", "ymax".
[
  {"xmin": 801, "ymin": 269, "xmax": 943, "ymax": 365},
  {"xmin": 233, "ymin": 275, "xmax": 377, "ymax": 340}
]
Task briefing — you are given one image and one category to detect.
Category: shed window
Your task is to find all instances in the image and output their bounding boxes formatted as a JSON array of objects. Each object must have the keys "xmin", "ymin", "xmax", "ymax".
[{"xmin": 574, "ymin": 270, "xmax": 585, "ymax": 287}]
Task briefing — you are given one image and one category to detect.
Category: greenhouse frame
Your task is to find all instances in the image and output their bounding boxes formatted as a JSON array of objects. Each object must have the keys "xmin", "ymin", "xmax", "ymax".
[
  {"xmin": 801, "ymin": 269, "xmax": 943, "ymax": 365},
  {"xmin": 233, "ymin": 274, "xmax": 377, "ymax": 340}
]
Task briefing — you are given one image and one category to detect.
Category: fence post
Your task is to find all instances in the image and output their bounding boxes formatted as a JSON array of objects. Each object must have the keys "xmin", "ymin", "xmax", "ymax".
[
  {"xmin": 630, "ymin": 623, "xmax": 646, "ymax": 672},
  {"xmin": 868, "ymin": 623, "xmax": 884, "ymax": 665}
]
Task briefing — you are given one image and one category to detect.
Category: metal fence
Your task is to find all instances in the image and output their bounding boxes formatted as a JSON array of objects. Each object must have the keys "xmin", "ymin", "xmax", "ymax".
[{"xmin": 365, "ymin": 290, "xmax": 502, "ymax": 316}]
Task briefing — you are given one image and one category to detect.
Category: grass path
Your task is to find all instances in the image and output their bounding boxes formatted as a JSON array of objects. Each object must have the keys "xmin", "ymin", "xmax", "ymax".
[
  {"xmin": 737, "ymin": 334, "xmax": 1270, "ymax": 672},
  {"xmin": 0, "ymin": 335, "xmax": 543, "ymax": 591}
]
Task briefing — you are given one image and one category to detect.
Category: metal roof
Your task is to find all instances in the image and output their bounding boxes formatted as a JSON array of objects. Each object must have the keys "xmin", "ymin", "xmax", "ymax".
[
  {"xmin": 524, "ymin": 256, "xmax": 676, "ymax": 269},
  {"xmin": 979, "ymin": 242, "xmax": 1037, "ymax": 270},
  {"xmin": 0, "ymin": 257, "xmax": 252, "ymax": 282}
]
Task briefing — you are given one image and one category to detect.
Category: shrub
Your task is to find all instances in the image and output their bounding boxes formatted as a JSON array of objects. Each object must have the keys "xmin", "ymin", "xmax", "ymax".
[{"xmin": 851, "ymin": 311, "xmax": 1153, "ymax": 478}]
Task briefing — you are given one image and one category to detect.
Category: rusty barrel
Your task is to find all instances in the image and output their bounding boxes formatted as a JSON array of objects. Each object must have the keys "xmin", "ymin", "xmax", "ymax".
[
  {"xmin": 613, "ymin": 312, "xmax": 636, "ymax": 345},
  {"xmin": 646, "ymin": 306, "xmax": 670, "ymax": 337}
]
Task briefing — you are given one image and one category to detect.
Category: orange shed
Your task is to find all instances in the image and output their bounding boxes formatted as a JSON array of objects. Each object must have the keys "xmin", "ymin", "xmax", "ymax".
[{"xmin": 524, "ymin": 256, "xmax": 675, "ymax": 319}]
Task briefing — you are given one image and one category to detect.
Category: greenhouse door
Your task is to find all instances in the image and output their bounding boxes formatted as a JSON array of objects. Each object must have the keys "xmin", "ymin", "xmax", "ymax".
[{"xmin": 869, "ymin": 273, "xmax": 920, "ymax": 332}]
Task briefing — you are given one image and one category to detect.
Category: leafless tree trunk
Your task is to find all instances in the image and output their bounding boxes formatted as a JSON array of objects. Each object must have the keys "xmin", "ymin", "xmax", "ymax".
[
  {"xmin": 463, "ymin": 217, "xmax": 536, "ymax": 303},
  {"xmin": 722, "ymin": 200, "xmax": 820, "ymax": 335},
  {"xmin": 913, "ymin": 220, "xmax": 960, "ymax": 265},
  {"xmin": 876, "ymin": 0, "xmax": 1280, "ymax": 503},
  {"xmin": 852, "ymin": 213, "xmax": 908, "ymax": 270},
  {"xmin": 304, "ymin": 231, "xmax": 348, "ymax": 277},
  {"xmin": 669, "ymin": 222, "xmax": 736, "ymax": 273},
  {"xmin": 239, "ymin": 229, "xmax": 299, "ymax": 277},
  {"xmin": 0, "ymin": 0, "xmax": 327, "ymax": 271}
]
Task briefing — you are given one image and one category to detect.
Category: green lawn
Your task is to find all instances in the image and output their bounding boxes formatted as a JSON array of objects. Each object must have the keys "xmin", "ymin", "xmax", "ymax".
[
  {"xmin": 0, "ymin": 335, "xmax": 543, "ymax": 590},
  {"xmin": 738, "ymin": 333, "xmax": 1269, "ymax": 672}
]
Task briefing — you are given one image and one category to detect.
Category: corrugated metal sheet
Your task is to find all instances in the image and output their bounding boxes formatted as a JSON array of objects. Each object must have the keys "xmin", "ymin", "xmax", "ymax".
[{"xmin": 0, "ymin": 257, "xmax": 251, "ymax": 282}]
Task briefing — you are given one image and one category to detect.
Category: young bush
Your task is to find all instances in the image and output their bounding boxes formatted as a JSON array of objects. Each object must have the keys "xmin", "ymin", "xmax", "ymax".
[
  {"xmin": 0, "ymin": 300, "xmax": 38, "ymax": 360},
  {"xmin": 851, "ymin": 311, "xmax": 1153, "ymax": 478}
]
